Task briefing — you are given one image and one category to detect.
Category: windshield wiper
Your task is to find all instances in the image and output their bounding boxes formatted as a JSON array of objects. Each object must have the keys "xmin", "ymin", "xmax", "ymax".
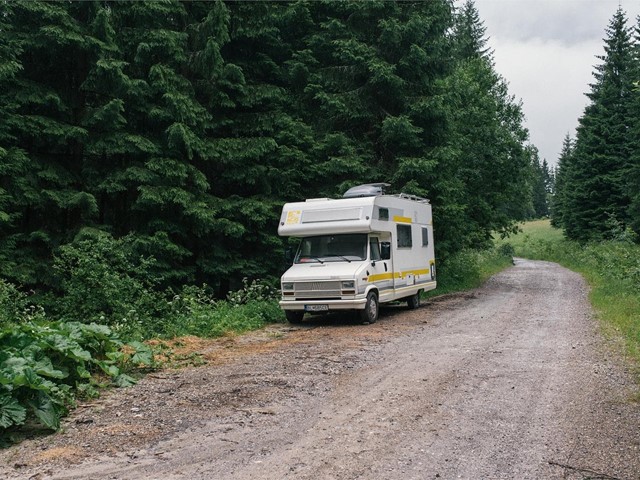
[{"xmin": 327, "ymin": 254, "xmax": 352, "ymax": 263}]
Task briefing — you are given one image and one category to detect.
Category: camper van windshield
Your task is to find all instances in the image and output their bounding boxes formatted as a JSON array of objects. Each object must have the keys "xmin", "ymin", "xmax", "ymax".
[{"xmin": 296, "ymin": 234, "xmax": 367, "ymax": 263}]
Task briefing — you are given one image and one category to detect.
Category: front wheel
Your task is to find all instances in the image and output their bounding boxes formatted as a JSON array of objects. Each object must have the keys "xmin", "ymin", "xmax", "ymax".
[
  {"xmin": 285, "ymin": 310, "xmax": 304, "ymax": 324},
  {"xmin": 359, "ymin": 292, "xmax": 379, "ymax": 324}
]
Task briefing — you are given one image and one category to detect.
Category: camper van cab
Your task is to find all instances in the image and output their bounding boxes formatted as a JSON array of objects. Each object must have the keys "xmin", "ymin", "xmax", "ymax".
[{"xmin": 278, "ymin": 184, "xmax": 436, "ymax": 324}]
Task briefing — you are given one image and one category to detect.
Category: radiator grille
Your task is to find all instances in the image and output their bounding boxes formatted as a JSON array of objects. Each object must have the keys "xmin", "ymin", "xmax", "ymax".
[{"xmin": 294, "ymin": 281, "xmax": 341, "ymax": 298}]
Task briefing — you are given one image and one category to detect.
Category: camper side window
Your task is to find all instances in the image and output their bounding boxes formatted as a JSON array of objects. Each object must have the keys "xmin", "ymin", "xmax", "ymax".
[
  {"xmin": 378, "ymin": 208, "xmax": 389, "ymax": 221},
  {"xmin": 397, "ymin": 224, "xmax": 412, "ymax": 248},
  {"xmin": 422, "ymin": 227, "xmax": 429, "ymax": 246}
]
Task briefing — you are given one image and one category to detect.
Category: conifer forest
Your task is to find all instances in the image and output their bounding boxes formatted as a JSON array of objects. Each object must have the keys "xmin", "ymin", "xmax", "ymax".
[{"xmin": 0, "ymin": 0, "xmax": 537, "ymax": 300}]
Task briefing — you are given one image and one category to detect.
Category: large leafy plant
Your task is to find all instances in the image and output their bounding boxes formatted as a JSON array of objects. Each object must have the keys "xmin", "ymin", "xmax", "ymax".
[{"xmin": 0, "ymin": 320, "xmax": 152, "ymax": 432}]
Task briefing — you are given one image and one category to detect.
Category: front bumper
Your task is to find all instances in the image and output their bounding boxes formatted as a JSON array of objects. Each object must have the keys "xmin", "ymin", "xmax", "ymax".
[{"xmin": 279, "ymin": 297, "xmax": 368, "ymax": 311}]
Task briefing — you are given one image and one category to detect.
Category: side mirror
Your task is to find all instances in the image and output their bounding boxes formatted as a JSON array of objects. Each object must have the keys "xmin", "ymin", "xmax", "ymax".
[
  {"xmin": 380, "ymin": 242, "xmax": 391, "ymax": 260},
  {"xmin": 285, "ymin": 246, "xmax": 295, "ymax": 264}
]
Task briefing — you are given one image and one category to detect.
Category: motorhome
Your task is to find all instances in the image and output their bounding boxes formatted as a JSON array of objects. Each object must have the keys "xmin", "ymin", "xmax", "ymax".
[{"xmin": 278, "ymin": 184, "xmax": 436, "ymax": 324}]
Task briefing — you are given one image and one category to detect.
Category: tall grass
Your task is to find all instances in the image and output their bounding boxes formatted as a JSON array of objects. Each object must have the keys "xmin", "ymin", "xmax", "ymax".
[
  {"xmin": 497, "ymin": 220, "xmax": 640, "ymax": 366},
  {"xmin": 426, "ymin": 247, "xmax": 514, "ymax": 298}
]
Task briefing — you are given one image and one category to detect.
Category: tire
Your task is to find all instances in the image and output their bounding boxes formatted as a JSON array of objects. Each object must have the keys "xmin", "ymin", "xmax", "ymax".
[
  {"xmin": 407, "ymin": 292, "xmax": 420, "ymax": 309},
  {"xmin": 285, "ymin": 310, "xmax": 304, "ymax": 324},
  {"xmin": 359, "ymin": 292, "xmax": 379, "ymax": 324}
]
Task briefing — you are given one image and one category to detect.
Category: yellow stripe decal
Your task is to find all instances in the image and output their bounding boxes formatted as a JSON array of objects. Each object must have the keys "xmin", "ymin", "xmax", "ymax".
[
  {"xmin": 368, "ymin": 268, "xmax": 432, "ymax": 282},
  {"xmin": 368, "ymin": 272, "xmax": 397, "ymax": 282},
  {"xmin": 393, "ymin": 215, "xmax": 412, "ymax": 224}
]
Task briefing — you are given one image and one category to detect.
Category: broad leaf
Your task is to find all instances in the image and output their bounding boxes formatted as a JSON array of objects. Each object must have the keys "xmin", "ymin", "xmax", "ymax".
[
  {"xmin": 128, "ymin": 341, "xmax": 153, "ymax": 366},
  {"xmin": 114, "ymin": 374, "xmax": 137, "ymax": 388},
  {"xmin": 26, "ymin": 391, "xmax": 60, "ymax": 430},
  {"xmin": 0, "ymin": 394, "xmax": 26, "ymax": 428}
]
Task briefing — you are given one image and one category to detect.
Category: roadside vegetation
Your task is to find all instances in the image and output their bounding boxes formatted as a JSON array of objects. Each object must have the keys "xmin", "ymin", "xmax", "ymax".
[
  {"xmin": 496, "ymin": 220, "xmax": 640, "ymax": 368},
  {"xmin": 426, "ymin": 246, "xmax": 514, "ymax": 298},
  {"xmin": 0, "ymin": 267, "xmax": 283, "ymax": 442}
]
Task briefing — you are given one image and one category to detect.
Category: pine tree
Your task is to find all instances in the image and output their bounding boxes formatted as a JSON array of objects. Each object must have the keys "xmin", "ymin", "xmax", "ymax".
[
  {"xmin": 198, "ymin": 1, "xmax": 317, "ymax": 293},
  {"xmin": 452, "ymin": 0, "xmax": 492, "ymax": 61},
  {"xmin": 563, "ymin": 8, "xmax": 634, "ymax": 241},
  {"xmin": 531, "ymin": 150, "xmax": 550, "ymax": 218},
  {"xmin": 405, "ymin": 0, "xmax": 532, "ymax": 254},
  {"xmin": 550, "ymin": 133, "xmax": 575, "ymax": 228},
  {"xmin": 0, "ymin": 1, "xmax": 32, "ymax": 283},
  {"xmin": 627, "ymin": 15, "xmax": 640, "ymax": 235},
  {"xmin": 0, "ymin": 0, "xmax": 554, "ymax": 300},
  {"xmin": 98, "ymin": 1, "xmax": 231, "ymax": 288},
  {"xmin": 0, "ymin": 2, "xmax": 104, "ymax": 286}
]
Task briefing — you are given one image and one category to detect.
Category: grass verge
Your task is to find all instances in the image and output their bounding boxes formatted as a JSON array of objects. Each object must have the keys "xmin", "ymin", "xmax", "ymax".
[{"xmin": 425, "ymin": 247, "xmax": 514, "ymax": 299}]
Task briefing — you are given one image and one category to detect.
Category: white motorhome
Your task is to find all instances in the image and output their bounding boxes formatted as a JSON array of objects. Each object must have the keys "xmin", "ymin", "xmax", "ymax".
[{"xmin": 278, "ymin": 184, "xmax": 436, "ymax": 324}]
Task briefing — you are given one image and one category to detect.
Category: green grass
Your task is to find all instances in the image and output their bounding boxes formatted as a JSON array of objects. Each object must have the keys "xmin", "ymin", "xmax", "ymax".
[
  {"xmin": 496, "ymin": 219, "xmax": 640, "ymax": 369},
  {"xmin": 425, "ymin": 247, "xmax": 514, "ymax": 298}
]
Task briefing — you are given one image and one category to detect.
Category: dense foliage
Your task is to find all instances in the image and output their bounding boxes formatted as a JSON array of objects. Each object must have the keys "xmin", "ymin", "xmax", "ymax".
[
  {"xmin": 0, "ymin": 0, "xmax": 536, "ymax": 304},
  {"xmin": 553, "ymin": 9, "xmax": 640, "ymax": 242}
]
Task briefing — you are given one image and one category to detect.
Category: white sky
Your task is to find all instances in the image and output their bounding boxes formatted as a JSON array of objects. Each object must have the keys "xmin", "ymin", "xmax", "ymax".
[{"xmin": 466, "ymin": 0, "xmax": 640, "ymax": 166}]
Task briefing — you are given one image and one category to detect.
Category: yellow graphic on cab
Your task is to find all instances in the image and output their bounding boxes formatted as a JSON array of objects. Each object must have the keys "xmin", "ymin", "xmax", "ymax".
[{"xmin": 285, "ymin": 210, "xmax": 302, "ymax": 225}]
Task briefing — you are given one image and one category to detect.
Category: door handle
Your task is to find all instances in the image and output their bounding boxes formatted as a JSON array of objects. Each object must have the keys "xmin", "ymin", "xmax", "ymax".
[{"xmin": 384, "ymin": 262, "xmax": 388, "ymax": 272}]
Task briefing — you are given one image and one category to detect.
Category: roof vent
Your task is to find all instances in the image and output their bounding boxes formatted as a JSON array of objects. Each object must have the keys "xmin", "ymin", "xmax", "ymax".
[{"xmin": 343, "ymin": 183, "xmax": 390, "ymax": 198}]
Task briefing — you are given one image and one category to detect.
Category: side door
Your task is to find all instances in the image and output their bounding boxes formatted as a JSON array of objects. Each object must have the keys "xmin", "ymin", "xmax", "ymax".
[{"xmin": 367, "ymin": 235, "xmax": 394, "ymax": 302}]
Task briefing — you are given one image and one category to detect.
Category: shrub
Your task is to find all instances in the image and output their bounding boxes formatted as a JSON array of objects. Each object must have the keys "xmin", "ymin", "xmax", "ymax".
[
  {"xmin": 161, "ymin": 283, "xmax": 283, "ymax": 339},
  {"xmin": 50, "ymin": 229, "xmax": 168, "ymax": 332},
  {"xmin": 226, "ymin": 278, "xmax": 279, "ymax": 305},
  {"xmin": 497, "ymin": 242, "xmax": 515, "ymax": 258},
  {"xmin": 0, "ymin": 279, "xmax": 26, "ymax": 328},
  {"xmin": 426, "ymin": 246, "xmax": 513, "ymax": 296}
]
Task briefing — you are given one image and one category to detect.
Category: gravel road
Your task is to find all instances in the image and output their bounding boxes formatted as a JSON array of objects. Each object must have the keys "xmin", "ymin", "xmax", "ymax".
[{"xmin": 2, "ymin": 258, "xmax": 639, "ymax": 480}]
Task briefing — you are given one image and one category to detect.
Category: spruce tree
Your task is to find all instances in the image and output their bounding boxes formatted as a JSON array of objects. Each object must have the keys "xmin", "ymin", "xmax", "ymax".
[
  {"xmin": 564, "ymin": 8, "xmax": 634, "ymax": 241},
  {"xmin": 531, "ymin": 150, "xmax": 550, "ymax": 218},
  {"xmin": 550, "ymin": 133, "xmax": 575, "ymax": 228},
  {"xmin": 406, "ymin": 0, "xmax": 531, "ymax": 254},
  {"xmin": 0, "ymin": 2, "xmax": 103, "ymax": 286},
  {"xmin": 627, "ymin": 15, "xmax": 640, "ymax": 235},
  {"xmin": 201, "ymin": 1, "xmax": 316, "ymax": 293},
  {"xmin": 452, "ymin": 0, "xmax": 492, "ymax": 61}
]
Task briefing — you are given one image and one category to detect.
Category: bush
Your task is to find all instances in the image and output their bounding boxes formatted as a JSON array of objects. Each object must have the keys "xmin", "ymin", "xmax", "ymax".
[
  {"xmin": 161, "ymin": 283, "xmax": 283, "ymax": 339},
  {"xmin": 226, "ymin": 278, "xmax": 279, "ymax": 305},
  {"xmin": 0, "ymin": 279, "xmax": 26, "ymax": 328},
  {"xmin": 428, "ymin": 246, "xmax": 513, "ymax": 296},
  {"xmin": 50, "ymin": 229, "xmax": 168, "ymax": 333}
]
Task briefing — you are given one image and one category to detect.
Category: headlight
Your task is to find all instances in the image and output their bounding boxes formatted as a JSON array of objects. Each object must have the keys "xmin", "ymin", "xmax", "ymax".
[
  {"xmin": 282, "ymin": 282, "xmax": 294, "ymax": 291},
  {"xmin": 341, "ymin": 280, "xmax": 355, "ymax": 290}
]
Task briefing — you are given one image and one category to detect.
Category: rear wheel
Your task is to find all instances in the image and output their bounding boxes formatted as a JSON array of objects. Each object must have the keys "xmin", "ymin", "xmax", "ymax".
[
  {"xmin": 407, "ymin": 292, "xmax": 421, "ymax": 309},
  {"xmin": 359, "ymin": 292, "xmax": 379, "ymax": 324},
  {"xmin": 285, "ymin": 310, "xmax": 304, "ymax": 324}
]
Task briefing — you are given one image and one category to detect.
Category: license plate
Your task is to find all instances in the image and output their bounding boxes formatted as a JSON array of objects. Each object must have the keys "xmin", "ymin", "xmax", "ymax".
[{"xmin": 304, "ymin": 304, "xmax": 329, "ymax": 312}]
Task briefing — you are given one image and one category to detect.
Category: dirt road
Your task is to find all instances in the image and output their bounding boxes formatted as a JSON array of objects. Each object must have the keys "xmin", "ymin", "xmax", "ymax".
[{"xmin": 2, "ymin": 259, "xmax": 640, "ymax": 479}]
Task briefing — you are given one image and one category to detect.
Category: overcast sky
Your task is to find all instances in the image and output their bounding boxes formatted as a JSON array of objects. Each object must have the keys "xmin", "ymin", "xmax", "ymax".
[{"xmin": 466, "ymin": 0, "xmax": 640, "ymax": 166}]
